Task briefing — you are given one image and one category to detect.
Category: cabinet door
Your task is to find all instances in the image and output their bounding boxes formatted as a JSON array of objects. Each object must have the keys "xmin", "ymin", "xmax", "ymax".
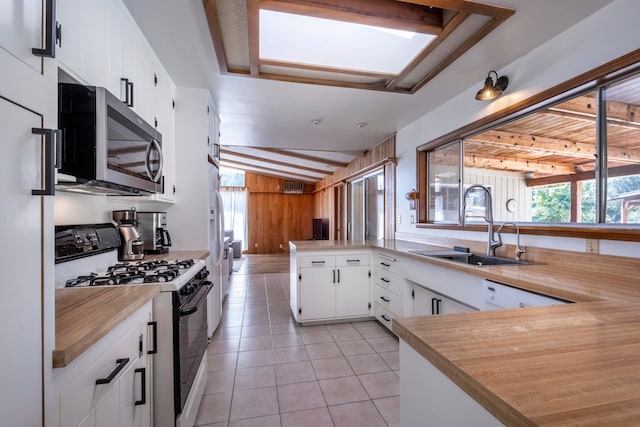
[
  {"xmin": 95, "ymin": 379, "xmax": 121, "ymax": 427},
  {"xmin": 0, "ymin": 93, "xmax": 47, "ymax": 427},
  {"xmin": 118, "ymin": 359, "xmax": 143, "ymax": 427},
  {"xmin": 153, "ymin": 73, "xmax": 176, "ymax": 202},
  {"xmin": 439, "ymin": 296, "xmax": 474, "ymax": 315},
  {"xmin": 0, "ymin": 0, "xmax": 42, "ymax": 73},
  {"xmin": 56, "ymin": 0, "xmax": 85, "ymax": 76},
  {"xmin": 335, "ymin": 266, "xmax": 370, "ymax": 317},
  {"xmin": 413, "ymin": 286, "xmax": 437, "ymax": 316},
  {"xmin": 299, "ymin": 267, "xmax": 335, "ymax": 320}
]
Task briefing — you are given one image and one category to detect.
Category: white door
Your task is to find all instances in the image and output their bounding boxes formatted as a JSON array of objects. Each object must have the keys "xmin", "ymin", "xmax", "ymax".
[
  {"xmin": 335, "ymin": 266, "xmax": 370, "ymax": 317},
  {"xmin": 413, "ymin": 286, "xmax": 437, "ymax": 316}
]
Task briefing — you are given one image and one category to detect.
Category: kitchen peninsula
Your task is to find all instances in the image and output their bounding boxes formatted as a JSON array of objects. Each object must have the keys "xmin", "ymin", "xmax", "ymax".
[{"xmin": 291, "ymin": 239, "xmax": 640, "ymax": 426}]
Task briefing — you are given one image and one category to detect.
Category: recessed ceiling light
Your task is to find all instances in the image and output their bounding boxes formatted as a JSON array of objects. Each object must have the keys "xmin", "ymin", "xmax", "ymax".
[
  {"xmin": 311, "ymin": 119, "xmax": 322, "ymax": 125},
  {"xmin": 357, "ymin": 122, "xmax": 367, "ymax": 128}
]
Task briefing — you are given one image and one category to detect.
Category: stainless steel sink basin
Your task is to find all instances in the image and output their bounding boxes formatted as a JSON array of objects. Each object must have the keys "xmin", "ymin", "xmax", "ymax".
[{"xmin": 409, "ymin": 250, "xmax": 533, "ymax": 266}]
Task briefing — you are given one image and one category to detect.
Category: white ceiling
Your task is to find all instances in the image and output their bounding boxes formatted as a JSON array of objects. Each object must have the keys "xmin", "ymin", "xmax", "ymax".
[{"xmin": 124, "ymin": 0, "xmax": 613, "ymax": 158}]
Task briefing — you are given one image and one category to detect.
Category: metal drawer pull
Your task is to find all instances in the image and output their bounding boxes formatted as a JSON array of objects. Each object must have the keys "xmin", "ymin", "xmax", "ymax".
[
  {"xmin": 134, "ymin": 367, "xmax": 146, "ymax": 405},
  {"xmin": 147, "ymin": 321, "xmax": 158, "ymax": 355},
  {"xmin": 519, "ymin": 302, "xmax": 530, "ymax": 308},
  {"xmin": 380, "ymin": 278, "xmax": 390, "ymax": 283},
  {"xmin": 311, "ymin": 261, "xmax": 325, "ymax": 264},
  {"xmin": 346, "ymin": 259, "xmax": 360, "ymax": 263},
  {"xmin": 380, "ymin": 296, "xmax": 390, "ymax": 303},
  {"xmin": 380, "ymin": 262, "xmax": 390, "ymax": 267},
  {"xmin": 381, "ymin": 314, "xmax": 391, "ymax": 322},
  {"xmin": 96, "ymin": 358, "xmax": 129, "ymax": 384}
]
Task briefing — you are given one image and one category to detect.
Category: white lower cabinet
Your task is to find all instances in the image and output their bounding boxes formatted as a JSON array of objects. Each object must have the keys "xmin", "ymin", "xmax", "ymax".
[
  {"xmin": 293, "ymin": 252, "xmax": 371, "ymax": 322},
  {"xmin": 55, "ymin": 302, "xmax": 154, "ymax": 427},
  {"xmin": 412, "ymin": 285, "xmax": 474, "ymax": 316}
]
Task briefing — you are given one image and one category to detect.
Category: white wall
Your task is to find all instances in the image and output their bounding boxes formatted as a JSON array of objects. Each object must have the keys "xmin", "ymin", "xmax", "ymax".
[{"xmin": 395, "ymin": 0, "xmax": 640, "ymax": 258}]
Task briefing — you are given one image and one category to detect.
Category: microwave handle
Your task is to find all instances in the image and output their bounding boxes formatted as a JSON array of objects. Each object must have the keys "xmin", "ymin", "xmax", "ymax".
[{"xmin": 144, "ymin": 140, "xmax": 163, "ymax": 183}]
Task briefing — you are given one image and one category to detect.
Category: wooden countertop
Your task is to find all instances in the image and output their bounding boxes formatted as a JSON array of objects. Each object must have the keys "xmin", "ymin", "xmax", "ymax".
[
  {"xmin": 54, "ymin": 286, "xmax": 159, "ymax": 368},
  {"xmin": 294, "ymin": 239, "xmax": 640, "ymax": 424},
  {"xmin": 393, "ymin": 301, "xmax": 640, "ymax": 426},
  {"xmin": 53, "ymin": 249, "xmax": 209, "ymax": 368}
]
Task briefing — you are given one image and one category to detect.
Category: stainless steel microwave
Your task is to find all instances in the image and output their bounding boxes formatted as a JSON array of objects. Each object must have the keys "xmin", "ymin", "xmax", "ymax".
[{"xmin": 57, "ymin": 83, "xmax": 163, "ymax": 195}]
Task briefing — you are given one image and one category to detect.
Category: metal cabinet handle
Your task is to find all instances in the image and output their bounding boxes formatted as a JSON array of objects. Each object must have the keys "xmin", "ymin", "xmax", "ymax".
[
  {"xmin": 380, "ymin": 277, "xmax": 390, "ymax": 283},
  {"xmin": 32, "ymin": 0, "xmax": 60, "ymax": 57},
  {"xmin": 134, "ymin": 367, "xmax": 146, "ymax": 405},
  {"xmin": 332, "ymin": 269, "xmax": 336, "ymax": 283},
  {"xmin": 31, "ymin": 128, "xmax": 60, "ymax": 196},
  {"xmin": 121, "ymin": 78, "xmax": 130, "ymax": 105},
  {"xmin": 436, "ymin": 299, "xmax": 442, "ymax": 314},
  {"xmin": 337, "ymin": 269, "xmax": 340, "ymax": 283},
  {"xmin": 431, "ymin": 298, "xmax": 438, "ymax": 315},
  {"xmin": 311, "ymin": 261, "xmax": 325, "ymax": 265},
  {"xmin": 381, "ymin": 314, "xmax": 390, "ymax": 322},
  {"xmin": 519, "ymin": 302, "xmax": 530, "ymax": 308},
  {"xmin": 346, "ymin": 259, "xmax": 360, "ymax": 263},
  {"xmin": 380, "ymin": 262, "xmax": 390, "ymax": 267},
  {"xmin": 96, "ymin": 358, "xmax": 129, "ymax": 384},
  {"xmin": 380, "ymin": 296, "xmax": 390, "ymax": 303},
  {"xmin": 147, "ymin": 321, "xmax": 157, "ymax": 355}
]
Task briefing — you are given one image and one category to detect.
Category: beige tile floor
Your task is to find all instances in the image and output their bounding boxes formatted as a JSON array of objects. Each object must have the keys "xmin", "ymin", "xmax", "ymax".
[{"xmin": 195, "ymin": 271, "xmax": 400, "ymax": 427}]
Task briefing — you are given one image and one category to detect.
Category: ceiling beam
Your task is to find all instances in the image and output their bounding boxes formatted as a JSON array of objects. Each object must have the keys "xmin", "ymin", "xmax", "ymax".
[
  {"xmin": 259, "ymin": 0, "xmax": 444, "ymax": 35},
  {"xmin": 464, "ymin": 154, "xmax": 576, "ymax": 175},
  {"xmin": 202, "ymin": 0, "xmax": 230, "ymax": 73},
  {"xmin": 253, "ymin": 147, "xmax": 349, "ymax": 167},
  {"xmin": 221, "ymin": 148, "xmax": 332, "ymax": 175},
  {"xmin": 466, "ymin": 130, "xmax": 640, "ymax": 164},
  {"xmin": 551, "ymin": 95, "xmax": 640, "ymax": 125},
  {"xmin": 221, "ymin": 159, "xmax": 319, "ymax": 182},
  {"xmin": 401, "ymin": 0, "xmax": 515, "ymax": 19},
  {"xmin": 525, "ymin": 164, "xmax": 640, "ymax": 187}
]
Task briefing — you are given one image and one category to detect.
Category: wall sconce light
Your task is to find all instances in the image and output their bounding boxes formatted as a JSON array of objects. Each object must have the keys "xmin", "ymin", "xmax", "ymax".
[
  {"xmin": 405, "ymin": 189, "xmax": 418, "ymax": 210},
  {"xmin": 475, "ymin": 71, "xmax": 509, "ymax": 101}
]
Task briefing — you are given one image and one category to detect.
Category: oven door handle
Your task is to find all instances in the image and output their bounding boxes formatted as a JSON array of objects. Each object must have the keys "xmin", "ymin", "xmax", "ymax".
[{"xmin": 179, "ymin": 281, "xmax": 213, "ymax": 317}]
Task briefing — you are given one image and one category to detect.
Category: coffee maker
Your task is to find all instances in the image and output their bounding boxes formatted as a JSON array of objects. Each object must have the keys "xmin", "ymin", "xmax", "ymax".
[
  {"xmin": 137, "ymin": 211, "xmax": 172, "ymax": 254},
  {"xmin": 112, "ymin": 208, "xmax": 144, "ymax": 261}
]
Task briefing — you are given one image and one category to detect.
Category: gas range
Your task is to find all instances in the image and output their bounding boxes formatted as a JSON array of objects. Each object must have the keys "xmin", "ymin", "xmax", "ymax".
[{"xmin": 63, "ymin": 258, "xmax": 206, "ymax": 292}]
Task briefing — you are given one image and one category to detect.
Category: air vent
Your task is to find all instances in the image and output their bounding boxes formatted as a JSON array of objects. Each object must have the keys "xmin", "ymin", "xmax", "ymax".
[{"xmin": 283, "ymin": 181, "xmax": 304, "ymax": 194}]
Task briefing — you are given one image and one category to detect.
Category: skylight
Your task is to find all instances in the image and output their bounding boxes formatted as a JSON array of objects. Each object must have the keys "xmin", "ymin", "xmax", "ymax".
[{"xmin": 259, "ymin": 9, "xmax": 436, "ymax": 75}]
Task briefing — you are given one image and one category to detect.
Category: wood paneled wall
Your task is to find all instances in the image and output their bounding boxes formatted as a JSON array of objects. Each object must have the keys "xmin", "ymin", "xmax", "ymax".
[
  {"xmin": 314, "ymin": 135, "xmax": 397, "ymax": 240},
  {"xmin": 245, "ymin": 172, "xmax": 315, "ymax": 254}
]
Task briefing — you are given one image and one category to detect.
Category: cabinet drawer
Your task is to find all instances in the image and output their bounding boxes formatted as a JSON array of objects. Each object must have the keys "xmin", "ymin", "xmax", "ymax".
[
  {"xmin": 299, "ymin": 255, "xmax": 335, "ymax": 268},
  {"xmin": 374, "ymin": 302, "xmax": 396, "ymax": 332},
  {"xmin": 373, "ymin": 284, "xmax": 402, "ymax": 316},
  {"xmin": 374, "ymin": 268, "xmax": 404, "ymax": 297},
  {"xmin": 60, "ymin": 324, "xmax": 140, "ymax": 427},
  {"xmin": 335, "ymin": 254, "xmax": 369, "ymax": 267}
]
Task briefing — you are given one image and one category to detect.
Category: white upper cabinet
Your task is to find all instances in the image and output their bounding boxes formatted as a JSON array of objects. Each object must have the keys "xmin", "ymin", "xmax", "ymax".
[{"xmin": 0, "ymin": 0, "xmax": 43, "ymax": 73}]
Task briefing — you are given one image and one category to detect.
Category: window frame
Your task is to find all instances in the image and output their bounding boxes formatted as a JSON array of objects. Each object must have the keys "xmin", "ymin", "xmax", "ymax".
[{"xmin": 416, "ymin": 49, "xmax": 640, "ymax": 242}]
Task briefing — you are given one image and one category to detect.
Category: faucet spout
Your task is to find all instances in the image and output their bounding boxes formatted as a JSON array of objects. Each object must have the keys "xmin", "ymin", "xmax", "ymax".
[
  {"xmin": 497, "ymin": 222, "xmax": 527, "ymax": 260},
  {"xmin": 461, "ymin": 185, "xmax": 500, "ymax": 256}
]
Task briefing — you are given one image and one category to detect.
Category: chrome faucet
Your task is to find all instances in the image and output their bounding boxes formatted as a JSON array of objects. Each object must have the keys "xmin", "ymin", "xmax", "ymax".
[
  {"xmin": 461, "ymin": 185, "xmax": 501, "ymax": 256},
  {"xmin": 497, "ymin": 222, "xmax": 527, "ymax": 260}
]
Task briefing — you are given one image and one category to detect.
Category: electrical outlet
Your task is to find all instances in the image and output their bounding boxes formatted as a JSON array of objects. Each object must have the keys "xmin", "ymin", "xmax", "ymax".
[
  {"xmin": 397, "ymin": 215, "xmax": 402, "ymax": 224},
  {"xmin": 254, "ymin": 242, "xmax": 259, "ymax": 248},
  {"xmin": 279, "ymin": 243, "xmax": 283, "ymax": 249},
  {"xmin": 585, "ymin": 239, "xmax": 599, "ymax": 254},
  {"xmin": 410, "ymin": 215, "xmax": 415, "ymax": 224}
]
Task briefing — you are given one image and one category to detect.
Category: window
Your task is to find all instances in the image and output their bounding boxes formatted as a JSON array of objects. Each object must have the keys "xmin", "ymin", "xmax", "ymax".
[
  {"xmin": 220, "ymin": 167, "xmax": 245, "ymax": 187},
  {"xmin": 421, "ymin": 67, "xmax": 640, "ymax": 228},
  {"xmin": 348, "ymin": 169, "xmax": 384, "ymax": 240}
]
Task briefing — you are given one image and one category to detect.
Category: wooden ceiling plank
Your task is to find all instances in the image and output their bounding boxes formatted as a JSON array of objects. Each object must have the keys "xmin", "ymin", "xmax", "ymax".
[
  {"xmin": 253, "ymin": 147, "xmax": 349, "ymax": 167},
  {"xmin": 221, "ymin": 159, "xmax": 318, "ymax": 182},
  {"xmin": 247, "ymin": 0, "xmax": 261, "ymax": 76},
  {"xmin": 202, "ymin": 0, "xmax": 230, "ymax": 73},
  {"xmin": 401, "ymin": 0, "xmax": 515, "ymax": 19},
  {"xmin": 221, "ymin": 148, "xmax": 332, "ymax": 175},
  {"xmin": 467, "ymin": 130, "xmax": 640, "ymax": 164},
  {"xmin": 525, "ymin": 164, "xmax": 640, "ymax": 187},
  {"xmin": 550, "ymin": 95, "xmax": 640, "ymax": 126},
  {"xmin": 464, "ymin": 153, "xmax": 576, "ymax": 175},
  {"xmin": 260, "ymin": 58, "xmax": 397, "ymax": 78},
  {"xmin": 259, "ymin": 0, "xmax": 444, "ymax": 35}
]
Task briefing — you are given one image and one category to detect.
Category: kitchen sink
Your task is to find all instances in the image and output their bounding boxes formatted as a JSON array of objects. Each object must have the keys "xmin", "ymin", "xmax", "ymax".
[{"xmin": 409, "ymin": 250, "xmax": 534, "ymax": 266}]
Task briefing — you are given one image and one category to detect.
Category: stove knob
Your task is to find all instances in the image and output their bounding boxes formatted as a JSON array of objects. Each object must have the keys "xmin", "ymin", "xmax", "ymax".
[
  {"xmin": 196, "ymin": 269, "xmax": 209, "ymax": 280},
  {"xmin": 180, "ymin": 284, "xmax": 194, "ymax": 295}
]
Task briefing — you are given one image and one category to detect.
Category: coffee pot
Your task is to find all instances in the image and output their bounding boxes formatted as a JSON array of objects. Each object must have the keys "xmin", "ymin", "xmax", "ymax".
[{"xmin": 112, "ymin": 207, "xmax": 144, "ymax": 261}]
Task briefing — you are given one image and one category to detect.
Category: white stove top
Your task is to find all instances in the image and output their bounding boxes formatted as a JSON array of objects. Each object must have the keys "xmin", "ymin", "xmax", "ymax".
[{"xmin": 55, "ymin": 250, "xmax": 206, "ymax": 292}]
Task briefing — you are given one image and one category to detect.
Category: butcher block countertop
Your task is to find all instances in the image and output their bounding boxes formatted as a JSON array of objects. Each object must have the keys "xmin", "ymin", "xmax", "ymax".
[
  {"xmin": 392, "ymin": 301, "xmax": 640, "ymax": 426},
  {"xmin": 53, "ymin": 250, "xmax": 209, "ymax": 368},
  {"xmin": 54, "ymin": 286, "xmax": 159, "ymax": 368},
  {"xmin": 293, "ymin": 239, "xmax": 640, "ymax": 425}
]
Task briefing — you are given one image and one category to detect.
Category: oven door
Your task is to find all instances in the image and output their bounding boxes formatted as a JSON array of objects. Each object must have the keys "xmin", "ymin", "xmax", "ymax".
[{"xmin": 174, "ymin": 281, "xmax": 213, "ymax": 415}]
